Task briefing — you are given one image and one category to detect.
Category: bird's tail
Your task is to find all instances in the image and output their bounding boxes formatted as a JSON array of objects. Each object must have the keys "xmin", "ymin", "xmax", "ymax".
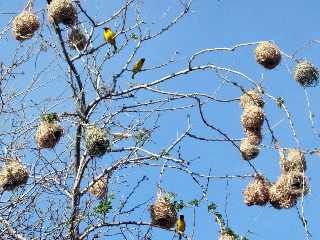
[
  {"xmin": 179, "ymin": 233, "xmax": 182, "ymax": 240},
  {"xmin": 131, "ymin": 73, "xmax": 135, "ymax": 79},
  {"xmin": 113, "ymin": 43, "xmax": 117, "ymax": 53}
]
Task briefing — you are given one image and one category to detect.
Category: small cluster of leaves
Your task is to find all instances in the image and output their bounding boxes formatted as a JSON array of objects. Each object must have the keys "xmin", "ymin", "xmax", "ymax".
[
  {"xmin": 94, "ymin": 195, "xmax": 115, "ymax": 215},
  {"xmin": 276, "ymin": 96, "xmax": 285, "ymax": 108},
  {"xmin": 41, "ymin": 113, "xmax": 59, "ymax": 123},
  {"xmin": 134, "ymin": 128, "xmax": 151, "ymax": 144}
]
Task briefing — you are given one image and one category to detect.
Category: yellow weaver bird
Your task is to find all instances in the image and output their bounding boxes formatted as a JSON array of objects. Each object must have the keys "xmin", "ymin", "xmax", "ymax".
[
  {"xmin": 132, "ymin": 58, "xmax": 145, "ymax": 79},
  {"xmin": 103, "ymin": 27, "xmax": 117, "ymax": 53},
  {"xmin": 176, "ymin": 215, "xmax": 185, "ymax": 240}
]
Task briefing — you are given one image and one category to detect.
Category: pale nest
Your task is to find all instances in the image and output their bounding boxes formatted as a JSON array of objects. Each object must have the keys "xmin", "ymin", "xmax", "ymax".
[
  {"xmin": 293, "ymin": 61, "xmax": 319, "ymax": 87},
  {"xmin": 245, "ymin": 129, "xmax": 262, "ymax": 145},
  {"xmin": 150, "ymin": 195, "xmax": 177, "ymax": 229},
  {"xmin": 219, "ymin": 232, "xmax": 237, "ymax": 240},
  {"xmin": 85, "ymin": 126, "xmax": 110, "ymax": 157},
  {"xmin": 255, "ymin": 41, "xmax": 281, "ymax": 69},
  {"xmin": 89, "ymin": 178, "xmax": 107, "ymax": 199},
  {"xmin": 47, "ymin": 0, "xmax": 77, "ymax": 25},
  {"xmin": 35, "ymin": 122, "xmax": 64, "ymax": 149},
  {"xmin": 279, "ymin": 148, "xmax": 306, "ymax": 173},
  {"xmin": 240, "ymin": 90, "xmax": 264, "ymax": 109},
  {"xmin": 243, "ymin": 174, "xmax": 271, "ymax": 206},
  {"xmin": 241, "ymin": 105, "xmax": 264, "ymax": 130},
  {"xmin": 12, "ymin": 11, "xmax": 40, "ymax": 41},
  {"xmin": 0, "ymin": 160, "xmax": 29, "ymax": 191},
  {"xmin": 240, "ymin": 138, "xmax": 259, "ymax": 160}
]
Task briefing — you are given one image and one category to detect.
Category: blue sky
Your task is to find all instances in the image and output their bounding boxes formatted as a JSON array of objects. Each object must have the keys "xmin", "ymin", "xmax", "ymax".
[{"xmin": 1, "ymin": 0, "xmax": 320, "ymax": 239}]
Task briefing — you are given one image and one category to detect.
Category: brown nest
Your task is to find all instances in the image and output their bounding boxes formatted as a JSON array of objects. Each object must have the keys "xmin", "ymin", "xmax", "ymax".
[
  {"xmin": 243, "ymin": 174, "xmax": 271, "ymax": 206},
  {"xmin": 240, "ymin": 90, "xmax": 264, "ymax": 109},
  {"xmin": 240, "ymin": 139, "xmax": 259, "ymax": 160},
  {"xmin": 245, "ymin": 129, "xmax": 262, "ymax": 146},
  {"xmin": 219, "ymin": 232, "xmax": 237, "ymax": 240},
  {"xmin": 89, "ymin": 178, "xmax": 107, "ymax": 199},
  {"xmin": 241, "ymin": 105, "xmax": 264, "ymax": 130},
  {"xmin": 0, "ymin": 160, "xmax": 29, "ymax": 191},
  {"xmin": 279, "ymin": 148, "xmax": 306, "ymax": 173},
  {"xmin": 12, "ymin": 11, "xmax": 40, "ymax": 41},
  {"xmin": 36, "ymin": 122, "xmax": 64, "ymax": 149},
  {"xmin": 293, "ymin": 61, "xmax": 319, "ymax": 87},
  {"xmin": 47, "ymin": 0, "xmax": 77, "ymax": 25},
  {"xmin": 269, "ymin": 172, "xmax": 309, "ymax": 209},
  {"xmin": 85, "ymin": 126, "xmax": 110, "ymax": 157},
  {"xmin": 150, "ymin": 195, "xmax": 177, "ymax": 229},
  {"xmin": 255, "ymin": 41, "xmax": 281, "ymax": 69},
  {"xmin": 69, "ymin": 28, "xmax": 87, "ymax": 51}
]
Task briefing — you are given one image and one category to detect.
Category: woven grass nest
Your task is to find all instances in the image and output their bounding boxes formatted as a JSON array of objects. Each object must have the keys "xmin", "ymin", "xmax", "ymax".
[
  {"xmin": 36, "ymin": 113, "xmax": 63, "ymax": 149},
  {"xmin": 12, "ymin": 10, "xmax": 40, "ymax": 41},
  {"xmin": 269, "ymin": 171, "xmax": 309, "ymax": 209},
  {"xmin": 245, "ymin": 129, "xmax": 262, "ymax": 146},
  {"xmin": 243, "ymin": 174, "xmax": 271, "ymax": 206},
  {"xmin": 293, "ymin": 61, "xmax": 319, "ymax": 87},
  {"xmin": 150, "ymin": 195, "xmax": 177, "ymax": 229},
  {"xmin": 240, "ymin": 139, "xmax": 259, "ymax": 160},
  {"xmin": 279, "ymin": 148, "xmax": 306, "ymax": 173},
  {"xmin": 89, "ymin": 178, "xmax": 107, "ymax": 199},
  {"xmin": 240, "ymin": 90, "xmax": 264, "ymax": 109},
  {"xmin": 0, "ymin": 160, "xmax": 28, "ymax": 191},
  {"xmin": 219, "ymin": 231, "xmax": 237, "ymax": 240},
  {"xmin": 69, "ymin": 28, "xmax": 87, "ymax": 51},
  {"xmin": 85, "ymin": 126, "xmax": 110, "ymax": 157},
  {"xmin": 255, "ymin": 41, "xmax": 281, "ymax": 69},
  {"xmin": 241, "ymin": 105, "xmax": 264, "ymax": 130},
  {"xmin": 47, "ymin": 0, "xmax": 77, "ymax": 25}
]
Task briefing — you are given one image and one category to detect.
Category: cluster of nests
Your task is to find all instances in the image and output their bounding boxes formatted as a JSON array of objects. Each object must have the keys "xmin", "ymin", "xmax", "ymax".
[
  {"xmin": 12, "ymin": 0, "xmax": 87, "ymax": 51},
  {"xmin": 255, "ymin": 41, "xmax": 319, "ymax": 87},
  {"xmin": 239, "ymin": 89, "xmax": 264, "ymax": 160},
  {"xmin": 243, "ymin": 148, "xmax": 308, "ymax": 209}
]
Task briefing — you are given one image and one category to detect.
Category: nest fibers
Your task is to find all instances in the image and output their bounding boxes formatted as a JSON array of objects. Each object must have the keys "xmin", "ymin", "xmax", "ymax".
[
  {"xmin": 89, "ymin": 178, "xmax": 107, "ymax": 199},
  {"xmin": 243, "ymin": 174, "xmax": 271, "ymax": 206},
  {"xmin": 36, "ymin": 122, "xmax": 64, "ymax": 149},
  {"xmin": 12, "ymin": 10, "xmax": 40, "ymax": 41},
  {"xmin": 241, "ymin": 105, "xmax": 264, "ymax": 130},
  {"xmin": 255, "ymin": 41, "xmax": 281, "ymax": 69},
  {"xmin": 150, "ymin": 195, "xmax": 177, "ymax": 229},
  {"xmin": 245, "ymin": 129, "xmax": 262, "ymax": 146},
  {"xmin": 219, "ymin": 232, "xmax": 237, "ymax": 240},
  {"xmin": 240, "ymin": 90, "xmax": 264, "ymax": 109},
  {"xmin": 0, "ymin": 160, "xmax": 28, "ymax": 191},
  {"xmin": 69, "ymin": 28, "xmax": 87, "ymax": 51},
  {"xmin": 240, "ymin": 139, "xmax": 259, "ymax": 160},
  {"xmin": 279, "ymin": 148, "xmax": 306, "ymax": 174},
  {"xmin": 47, "ymin": 0, "xmax": 77, "ymax": 25},
  {"xmin": 85, "ymin": 126, "xmax": 110, "ymax": 157},
  {"xmin": 293, "ymin": 61, "xmax": 319, "ymax": 87},
  {"xmin": 269, "ymin": 171, "xmax": 309, "ymax": 209}
]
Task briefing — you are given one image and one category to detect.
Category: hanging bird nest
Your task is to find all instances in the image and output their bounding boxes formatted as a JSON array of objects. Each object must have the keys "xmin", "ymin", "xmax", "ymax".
[
  {"xmin": 150, "ymin": 194, "xmax": 177, "ymax": 229},
  {"xmin": 240, "ymin": 90, "xmax": 264, "ymax": 109},
  {"xmin": 293, "ymin": 61, "xmax": 319, "ymax": 87},
  {"xmin": 241, "ymin": 105, "xmax": 264, "ymax": 130},
  {"xmin": 245, "ymin": 129, "xmax": 262, "ymax": 146},
  {"xmin": 47, "ymin": 0, "xmax": 77, "ymax": 25},
  {"xmin": 239, "ymin": 139, "xmax": 259, "ymax": 160},
  {"xmin": 0, "ymin": 159, "xmax": 29, "ymax": 191},
  {"xmin": 89, "ymin": 178, "xmax": 107, "ymax": 199},
  {"xmin": 85, "ymin": 126, "xmax": 110, "ymax": 157},
  {"xmin": 269, "ymin": 172, "xmax": 309, "ymax": 209},
  {"xmin": 279, "ymin": 148, "xmax": 306, "ymax": 173},
  {"xmin": 255, "ymin": 41, "xmax": 281, "ymax": 69},
  {"xmin": 12, "ymin": 10, "xmax": 40, "ymax": 41},
  {"xmin": 219, "ymin": 231, "xmax": 237, "ymax": 240},
  {"xmin": 243, "ymin": 174, "xmax": 271, "ymax": 206},
  {"xmin": 69, "ymin": 28, "xmax": 87, "ymax": 51}
]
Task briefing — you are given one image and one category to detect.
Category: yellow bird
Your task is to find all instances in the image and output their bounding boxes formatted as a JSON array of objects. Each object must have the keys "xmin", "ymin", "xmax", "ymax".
[
  {"xmin": 176, "ymin": 215, "xmax": 185, "ymax": 240},
  {"xmin": 103, "ymin": 27, "xmax": 117, "ymax": 52},
  {"xmin": 132, "ymin": 58, "xmax": 145, "ymax": 79}
]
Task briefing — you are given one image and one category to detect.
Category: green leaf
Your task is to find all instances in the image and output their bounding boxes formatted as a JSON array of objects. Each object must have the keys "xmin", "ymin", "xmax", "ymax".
[{"xmin": 130, "ymin": 33, "xmax": 138, "ymax": 40}]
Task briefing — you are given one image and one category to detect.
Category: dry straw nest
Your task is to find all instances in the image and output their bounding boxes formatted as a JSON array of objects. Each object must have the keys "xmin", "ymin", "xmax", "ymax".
[
  {"xmin": 85, "ymin": 126, "xmax": 110, "ymax": 157},
  {"xmin": 245, "ymin": 129, "xmax": 262, "ymax": 146},
  {"xmin": 293, "ymin": 61, "xmax": 319, "ymax": 87},
  {"xmin": 279, "ymin": 148, "xmax": 306, "ymax": 173},
  {"xmin": 0, "ymin": 160, "xmax": 28, "ymax": 191},
  {"xmin": 241, "ymin": 105, "xmax": 264, "ymax": 130},
  {"xmin": 255, "ymin": 41, "xmax": 281, "ymax": 69},
  {"xmin": 89, "ymin": 178, "xmax": 107, "ymax": 199},
  {"xmin": 47, "ymin": 0, "xmax": 77, "ymax": 25},
  {"xmin": 269, "ymin": 171, "xmax": 308, "ymax": 209},
  {"xmin": 69, "ymin": 28, "xmax": 87, "ymax": 51},
  {"xmin": 12, "ymin": 11, "xmax": 40, "ymax": 41},
  {"xmin": 243, "ymin": 174, "xmax": 271, "ymax": 206},
  {"xmin": 240, "ymin": 139, "xmax": 259, "ymax": 160},
  {"xmin": 36, "ymin": 122, "xmax": 64, "ymax": 149},
  {"xmin": 240, "ymin": 90, "xmax": 264, "ymax": 109},
  {"xmin": 219, "ymin": 231, "xmax": 237, "ymax": 240},
  {"xmin": 150, "ymin": 195, "xmax": 177, "ymax": 229}
]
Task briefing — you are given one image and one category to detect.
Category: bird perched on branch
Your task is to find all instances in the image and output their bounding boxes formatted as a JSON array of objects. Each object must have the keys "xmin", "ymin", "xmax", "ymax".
[
  {"xmin": 132, "ymin": 58, "xmax": 145, "ymax": 79},
  {"xmin": 103, "ymin": 27, "xmax": 117, "ymax": 53},
  {"xmin": 176, "ymin": 215, "xmax": 185, "ymax": 240}
]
